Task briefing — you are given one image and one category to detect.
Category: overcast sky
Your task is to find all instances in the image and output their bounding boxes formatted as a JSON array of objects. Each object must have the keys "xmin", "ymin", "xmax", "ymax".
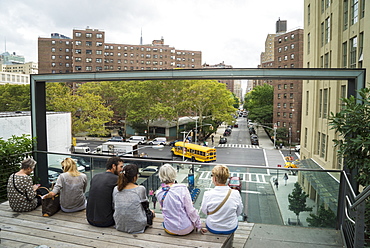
[{"xmin": 0, "ymin": 0, "xmax": 303, "ymax": 68}]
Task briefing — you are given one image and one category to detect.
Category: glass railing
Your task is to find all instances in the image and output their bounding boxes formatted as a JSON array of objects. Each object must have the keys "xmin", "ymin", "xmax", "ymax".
[{"xmin": 37, "ymin": 151, "xmax": 342, "ymax": 229}]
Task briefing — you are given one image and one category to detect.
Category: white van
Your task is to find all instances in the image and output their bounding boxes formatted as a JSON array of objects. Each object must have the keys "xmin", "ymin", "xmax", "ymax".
[
  {"xmin": 73, "ymin": 146, "xmax": 91, "ymax": 153},
  {"xmin": 128, "ymin": 136, "xmax": 148, "ymax": 145},
  {"xmin": 148, "ymin": 137, "xmax": 167, "ymax": 146}
]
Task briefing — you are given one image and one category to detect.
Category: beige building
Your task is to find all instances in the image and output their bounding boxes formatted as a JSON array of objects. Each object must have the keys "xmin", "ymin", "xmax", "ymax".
[
  {"xmin": 0, "ymin": 72, "xmax": 29, "ymax": 85},
  {"xmin": 0, "ymin": 62, "xmax": 38, "ymax": 74},
  {"xmin": 38, "ymin": 28, "xmax": 202, "ymax": 74},
  {"xmin": 302, "ymin": 0, "xmax": 369, "ymax": 171}
]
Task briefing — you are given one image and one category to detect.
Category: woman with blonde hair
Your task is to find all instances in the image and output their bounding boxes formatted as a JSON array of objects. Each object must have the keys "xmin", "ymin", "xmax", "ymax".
[
  {"xmin": 156, "ymin": 164, "xmax": 206, "ymax": 235},
  {"xmin": 43, "ymin": 157, "xmax": 87, "ymax": 212},
  {"xmin": 201, "ymin": 165, "xmax": 243, "ymax": 234},
  {"xmin": 113, "ymin": 164, "xmax": 153, "ymax": 234}
]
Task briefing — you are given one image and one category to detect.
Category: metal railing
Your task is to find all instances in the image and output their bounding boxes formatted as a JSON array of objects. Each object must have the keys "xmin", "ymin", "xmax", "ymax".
[{"xmin": 339, "ymin": 172, "xmax": 369, "ymax": 248}]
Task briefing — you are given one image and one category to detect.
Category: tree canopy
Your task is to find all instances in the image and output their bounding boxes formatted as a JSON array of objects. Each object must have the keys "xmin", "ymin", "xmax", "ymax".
[
  {"xmin": 0, "ymin": 84, "xmax": 30, "ymax": 111},
  {"xmin": 243, "ymin": 83, "xmax": 273, "ymax": 124}
]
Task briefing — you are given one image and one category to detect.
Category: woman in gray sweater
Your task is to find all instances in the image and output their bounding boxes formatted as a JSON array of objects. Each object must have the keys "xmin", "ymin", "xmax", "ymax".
[{"xmin": 113, "ymin": 164, "xmax": 152, "ymax": 234}]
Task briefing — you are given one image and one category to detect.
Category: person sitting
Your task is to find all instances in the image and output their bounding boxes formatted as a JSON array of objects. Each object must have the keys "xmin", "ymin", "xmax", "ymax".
[
  {"xmin": 86, "ymin": 157, "xmax": 124, "ymax": 227},
  {"xmin": 200, "ymin": 165, "xmax": 243, "ymax": 234},
  {"xmin": 156, "ymin": 164, "xmax": 206, "ymax": 235},
  {"xmin": 113, "ymin": 164, "xmax": 153, "ymax": 234},
  {"xmin": 7, "ymin": 158, "xmax": 42, "ymax": 212},
  {"xmin": 43, "ymin": 158, "xmax": 87, "ymax": 212}
]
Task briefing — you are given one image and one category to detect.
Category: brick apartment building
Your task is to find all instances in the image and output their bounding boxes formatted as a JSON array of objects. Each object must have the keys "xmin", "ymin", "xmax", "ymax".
[
  {"xmin": 273, "ymin": 29, "xmax": 304, "ymax": 143},
  {"xmin": 38, "ymin": 28, "xmax": 202, "ymax": 74}
]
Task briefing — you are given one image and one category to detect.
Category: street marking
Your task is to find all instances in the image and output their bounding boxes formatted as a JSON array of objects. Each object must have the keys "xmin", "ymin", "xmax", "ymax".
[
  {"xmin": 199, "ymin": 171, "xmax": 268, "ymax": 184},
  {"xmin": 217, "ymin": 144, "xmax": 260, "ymax": 149},
  {"xmin": 241, "ymin": 190, "xmax": 261, "ymax": 194}
]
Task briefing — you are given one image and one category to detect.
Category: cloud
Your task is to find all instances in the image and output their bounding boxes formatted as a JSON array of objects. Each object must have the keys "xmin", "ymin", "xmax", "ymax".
[{"xmin": 0, "ymin": 0, "xmax": 304, "ymax": 67}]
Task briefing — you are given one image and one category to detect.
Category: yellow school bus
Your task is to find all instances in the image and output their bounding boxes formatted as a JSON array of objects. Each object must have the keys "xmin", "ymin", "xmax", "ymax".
[{"xmin": 171, "ymin": 142, "xmax": 216, "ymax": 162}]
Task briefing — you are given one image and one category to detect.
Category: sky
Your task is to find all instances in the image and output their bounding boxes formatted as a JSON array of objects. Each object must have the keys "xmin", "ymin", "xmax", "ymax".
[{"xmin": 0, "ymin": 0, "xmax": 304, "ymax": 68}]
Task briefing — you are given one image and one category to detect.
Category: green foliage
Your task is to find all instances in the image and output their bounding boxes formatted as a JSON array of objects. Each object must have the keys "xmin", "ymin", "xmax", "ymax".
[
  {"xmin": 288, "ymin": 182, "xmax": 313, "ymax": 222},
  {"xmin": 46, "ymin": 83, "xmax": 113, "ymax": 136},
  {"xmin": 243, "ymin": 84, "xmax": 273, "ymax": 124},
  {"xmin": 0, "ymin": 135, "xmax": 34, "ymax": 202},
  {"xmin": 307, "ymin": 204, "xmax": 336, "ymax": 228},
  {"xmin": 329, "ymin": 88, "xmax": 370, "ymax": 239},
  {"xmin": 0, "ymin": 84, "xmax": 30, "ymax": 111}
]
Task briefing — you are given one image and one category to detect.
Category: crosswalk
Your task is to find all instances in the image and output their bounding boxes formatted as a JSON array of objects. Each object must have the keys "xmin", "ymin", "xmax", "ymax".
[
  {"xmin": 216, "ymin": 144, "xmax": 260, "ymax": 149},
  {"xmin": 199, "ymin": 171, "xmax": 268, "ymax": 184}
]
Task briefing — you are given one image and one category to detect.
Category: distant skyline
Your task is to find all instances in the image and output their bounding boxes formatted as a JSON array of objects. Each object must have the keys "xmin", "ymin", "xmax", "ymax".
[{"xmin": 0, "ymin": 0, "xmax": 303, "ymax": 68}]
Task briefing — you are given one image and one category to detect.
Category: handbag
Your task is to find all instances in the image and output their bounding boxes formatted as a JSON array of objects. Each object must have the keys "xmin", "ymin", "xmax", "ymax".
[
  {"xmin": 207, "ymin": 189, "xmax": 232, "ymax": 215},
  {"xmin": 40, "ymin": 187, "xmax": 61, "ymax": 217},
  {"xmin": 141, "ymin": 200, "xmax": 154, "ymax": 226}
]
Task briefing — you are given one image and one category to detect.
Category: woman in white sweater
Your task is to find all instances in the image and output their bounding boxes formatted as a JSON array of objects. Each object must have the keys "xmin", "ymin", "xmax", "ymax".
[{"xmin": 200, "ymin": 165, "xmax": 243, "ymax": 234}]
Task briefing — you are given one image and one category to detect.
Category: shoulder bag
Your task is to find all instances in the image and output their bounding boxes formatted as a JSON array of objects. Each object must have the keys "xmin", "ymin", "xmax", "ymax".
[
  {"xmin": 12, "ymin": 173, "xmax": 33, "ymax": 202},
  {"xmin": 207, "ymin": 188, "xmax": 232, "ymax": 215},
  {"xmin": 40, "ymin": 187, "xmax": 60, "ymax": 217}
]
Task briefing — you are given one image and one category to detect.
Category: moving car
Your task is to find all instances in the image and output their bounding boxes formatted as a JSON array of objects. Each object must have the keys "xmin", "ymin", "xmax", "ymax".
[
  {"xmin": 128, "ymin": 136, "xmax": 148, "ymax": 144},
  {"xmin": 148, "ymin": 137, "xmax": 167, "ymax": 146},
  {"xmin": 139, "ymin": 166, "xmax": 158, "ymax": 177},
  {"xmin": 219, "ymin": 137, "xmax": 227, "ymax": 144},
  {"xmin": 108, "ymin": 136, "xmax": 125, "ymax": 142},
  {"xmin": 228, "ymin": 176, "xmax": 241, "ymax": 192}
]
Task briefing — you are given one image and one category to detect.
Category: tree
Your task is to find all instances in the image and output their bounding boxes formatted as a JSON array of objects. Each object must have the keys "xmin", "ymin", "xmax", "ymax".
[
  {"xmin": 0, "ymin": 84, "xmax": 30, "ymax": 111},
  {"xmin": 288, "ymin": 182, "xmax": 313, "ymax": 223},
  {"xmin": 329, "ymin": 88, "xmax": 370, "ymax": 240},
  {"xmin": 46, "ymin": 83, "xmax": 113, "ymax": 136},
  {"xmin": 243, "ymin": 83, "xmax": 273, "ymax": 124},
  {"xmin": 0, "ymin": 135, "xmax": 34, "ymax": 202},
  {"xmin": 307, "ymin": 204, "xmax": 336, "ymax": 228}
]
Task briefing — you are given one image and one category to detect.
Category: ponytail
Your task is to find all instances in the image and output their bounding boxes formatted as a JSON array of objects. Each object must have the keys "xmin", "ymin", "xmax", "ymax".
[{"xmin": 117, "ymin": 164, "xmax": 138, "ymax": 191}]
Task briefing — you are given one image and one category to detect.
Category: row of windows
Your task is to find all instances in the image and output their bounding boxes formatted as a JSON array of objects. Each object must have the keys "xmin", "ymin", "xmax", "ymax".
[
  {"xmin": 276, "ymin": 121, "xmax": 290, "ymax": 127},
  {"xmin": 342, "ymin": 33, "xmax": 364, "ymax": 68},
  {"xmin": 276, "ymin": 112, "xmax": 294, "ymax": 118},
  {"xmin": 277, "ymin": 83, "xmax": 294, "ymax": 89},
  {"xmin": 51, "ymin": 40, "xmax": 71, "ymax": 45},
  {"xmin": 72, "ymin": 66, "xmax": 182, "ymax": 71},
  {"xmin": 277, "ymin": 44, "xmax": 295, "ymax": 52},
  {"xmin": 75, "ymin": 32, "xmax": 103, "ymax": 39},
  {"xmin": 277, "ymin": 93, "xmax": 294, "ymax": 99},
  {"xmin": 51, "ymin": 62, "xmax": 195, "ymax": 69},
  {"xmin": 277, "ymin": 103, "xmax": 294, "ymax": 109},
  {"xmin": 277, "ymin": 64, "xmax": 296, "ymax": 68},
  {"xmin": 277, "ymin": 54, "xmax": 295, "ymax": 61},
  {"xmin": 277, "ymin": 34, "xmax": 295, "ymax": 43}
]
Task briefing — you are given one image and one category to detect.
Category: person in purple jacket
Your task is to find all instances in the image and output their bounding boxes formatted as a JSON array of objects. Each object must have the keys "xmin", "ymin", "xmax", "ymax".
[{"xmin": 156, "ymin": 164, "xmax": 207, "ymax": 235}]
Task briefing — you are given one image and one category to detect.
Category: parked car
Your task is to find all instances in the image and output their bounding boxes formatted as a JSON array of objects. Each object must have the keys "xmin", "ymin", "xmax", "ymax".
[
  {"xmin": 128, "ymin": 136, "xmax": 148, "ymax": 145},
  {"xmin": 295, "ymin": 145, "xmax": 301, "ymax": 152},
  {"xmin": 148, "ymin": 137, "xmax": 167, "ymax": 146},
  {"xmin": 108, "ymin": 136, "xmax": 126, "ymax": 142},
  {"xmin": 71, "ymin": 156, "xmax": 91, "ymax": 171},
  {"xmin": 250, "ymin": 134, "xmax": 259, "ymax": 145},
  {"xmin": 228, "ymin": 176, "xmax": 241, "ymax": 192},
  {"xmin": 139, "ymin": 166, "xmax": 158, "ymax": 177},
  {"xmin": 219, "ymin": 137, "xmax": 227, "ymax": 144},
  {"xmin": 233, "ymin": 123, "xmax": 239, "ymax": 128}
]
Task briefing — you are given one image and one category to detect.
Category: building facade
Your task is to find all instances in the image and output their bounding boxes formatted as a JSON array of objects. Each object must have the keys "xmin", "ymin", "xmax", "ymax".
[
  {"xmin": 302, "ymin": 0, "xmax": 369, "ymax": 170},
  {"xmin": 273, "ymin": 29, "xmax": 304, "ymax": 143},
  {"xmin": 38, "ymin": 28, "xmax": 202, "ymax": 74},
  {"xmin": 0, "ymin": 62, "xmax": 38, "ymax": 74},
  {"xmin": 202, "ymin": 62, "xmax": 234, "ymax": 92}
]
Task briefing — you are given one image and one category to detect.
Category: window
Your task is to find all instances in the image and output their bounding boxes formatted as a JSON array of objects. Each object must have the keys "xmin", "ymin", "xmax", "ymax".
[
  {"xmin": 110, "ymin": 52, "xmax": 114, "ymax": 56},
  {"xmin": 75, "ymin": 41, "xmax": 81, "ymax": 45},
  {"xmin": 96, "ymin": 33, "xmax": 103, "ymax": 38},
  {"xmin": 86, "ymin": 50, "xmax": 92, "ymax": 55},
  {"xmin": 278, "ymin": 47, "xmax": 282, "ymax": 53},
  {"xmin": 75, "ymin": 66, "xmax": 82, "ymax": 71},
  {"xmin": 283, "ymin": 103, "xmax": 287, "ymax": 108},
  {"xmin": 290, "ymin": 54, "xmax": 295, "ymax": 59},
  {"xmin": 340, "ymin": 85, "xmax": 347, "ymax": 110},
  {"xmin": 86, "ymin": 58, "xmax": 92, "ymax": 63},
  {"xmin": 290, "ymin": 83, "xmax": 293, "ymax": 89},
  {"xmin": 277, "ymin": 103, "xmax": 281, "ymax": 108},
  {"xmin": 291, "ymin": 44, "xmax": 295, "ymax": 49},
  {"xmin": 51, "ymin": 55, "xmax": 55, "ymax": 60},
  {"xmin": 291, "ymin": 34, "xmax": 295, "ymax": 39},
  {"xmin": 290, "ymin": 93, "xmax": 294, "ymax": 99},
  {"xmin": 278, "ymin": 38, "xmax": 282, "ymax": 43},
  {"xmin": 283, "ymin": 112, "xmax": 287, "ymax": 117},
  {"xmin": 323, "ymin": 88, "xmax": 328, "ymax": 118},
  {"xmin": 105, "ymin": 45, "xmax": 109, "ymax": 49},
  {"xmin": 308, "ymin": 4, "xmax": 311, "ymax": 25},
  {"xmin": 75, "ymin": 32, "xmax": 81, "ymax": 37},
  {"xmin": 66, "ymin": 63, "xmax": 69, "ymax": 67},
  {"xmin": 319, "ymin": 89, "xmax": 323, "ymax": 117},
  {"xmin": 51, "ymin": 40, "xmax": 55, "ymax": 45},
  {"xmin": 278, "ymin": 57, "xmax": 282, "ymax": 62},
  {"xmin": 66, "ymin": 41, "xmax": 70, "ymax": 45},
  {"xmin": 51, "ymin": 48, "xmax": 55, "ymax": 52},
  {"xmin": 306, "ymin": 91, "xmax": 309, "ymax": 116},
  {"xmin": 321, "ymin": 22, "xmax": 324, "ymax": 47},
  {"xmin": 325, "ymin": 16, "xmax": 331, "ymax": 44},
  {"xmin": 96, "ymin": 58, "xmax": 102, "ymax": 63},
  {"xmin": 66, "ymin": 48, "xmax": 70, "ymax": 52},
  {"xmin": 350, "ymin": 36, "xmax": 357, "ymax": 68},
  {"xmin": 325, "ymin": 0, "xmax": 330, "ymax": 8},
  {"xmin": 96, "ymin": 50, "xmax": 102, "ymax": 55},
  {"xmin": 321, "ymin": 133, "xmax": 326, "ymax": 158},
  {"xmin": 96, "ymin": 66, "xmax": 102, "ymax": 71},
  {"xmin": 284, "ymin": 84, "xmax": 287, "ymax": 89},
  {"xmin": 86, "ymin": 41, "xmax": 92, "ymax": 46},
  {"xmin": 278, "ymin": 93, "xmax": 281, "ymax": 99},
  {"xmin": 86, "ymin": 66, "xmax": 92, "ymax": 71},
  {"xmin": 75, "ymin": 57, "xmax": 82, "ymax": 62},
  {"xmin": 290, "ymin": 103, "xmax": 294, "ymax": 109},
  {"xmin": 277, "ymin": 112, "xmax": 281, "ymax": 117},
  {"xmin": 66, "ymin": 56, "xmax": 70, "ymax": 60},
  {"xmin": 284, "ymin": 46, "xmax": 288, "ymax": 51},
  {"xmin": 351, "ymin": 0, "xmax": 359, "ymax": 24},
  {"xmin": 118, "ymin": 53, "xmax": 121, "ymax": 56},
  {"xmin": 324, "ymin": 53, "xmax": 329, "ymax": 68},
  {"xmin": 307, "ymin": 33, "xmax": 311, "ymax": 54},
  {"xmin": 359, "ymin": 32, "xmax": 364, "ymax": 68},
  {"xmin": 284, "ymin": 93, "xmax": 287, "ymax": 99},
  {"xmin": 51, "ymin": 62, "xmax": 55, "ymax": 67},
  {"xmin": 278, "ymin": 84, "xmax": 281, "ymax": 89},
  {"xmin": 86, "ymin": 33, "xmax": 92, "ymax": 38},
  {"xmin": 321, "ymin": 0, "xmax": 324, "ymax": 13},
  {"xmin": 96, "ymin": 42, "xmax": 103, "ymax": 47},
  {"xmin": 344, "ymin": 0, "xmax": 349, "ymax": 30},
  {"xmin": 284, "ymin": 36, "xmax": 288, "ymax": 41},
  {"xmin": 360, "ymin": 0, "xmax": 365, "ymax": 18}
]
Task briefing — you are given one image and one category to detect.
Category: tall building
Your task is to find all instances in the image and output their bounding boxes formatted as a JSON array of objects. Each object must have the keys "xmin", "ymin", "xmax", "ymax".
[
  {"xmin": 38, "ymin": 28, "xmax": 202, "ymax": 74},
  {"xmin": 273, "ymin": 29, "xmax": 304, "ymax": 143},
  {"xmin": 302, "ymin": 0, "xmax": 369, "ymax": 170},
  {"xmin": 202, "ymin": 62, "xmax": 234, "ymax": 92}
]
